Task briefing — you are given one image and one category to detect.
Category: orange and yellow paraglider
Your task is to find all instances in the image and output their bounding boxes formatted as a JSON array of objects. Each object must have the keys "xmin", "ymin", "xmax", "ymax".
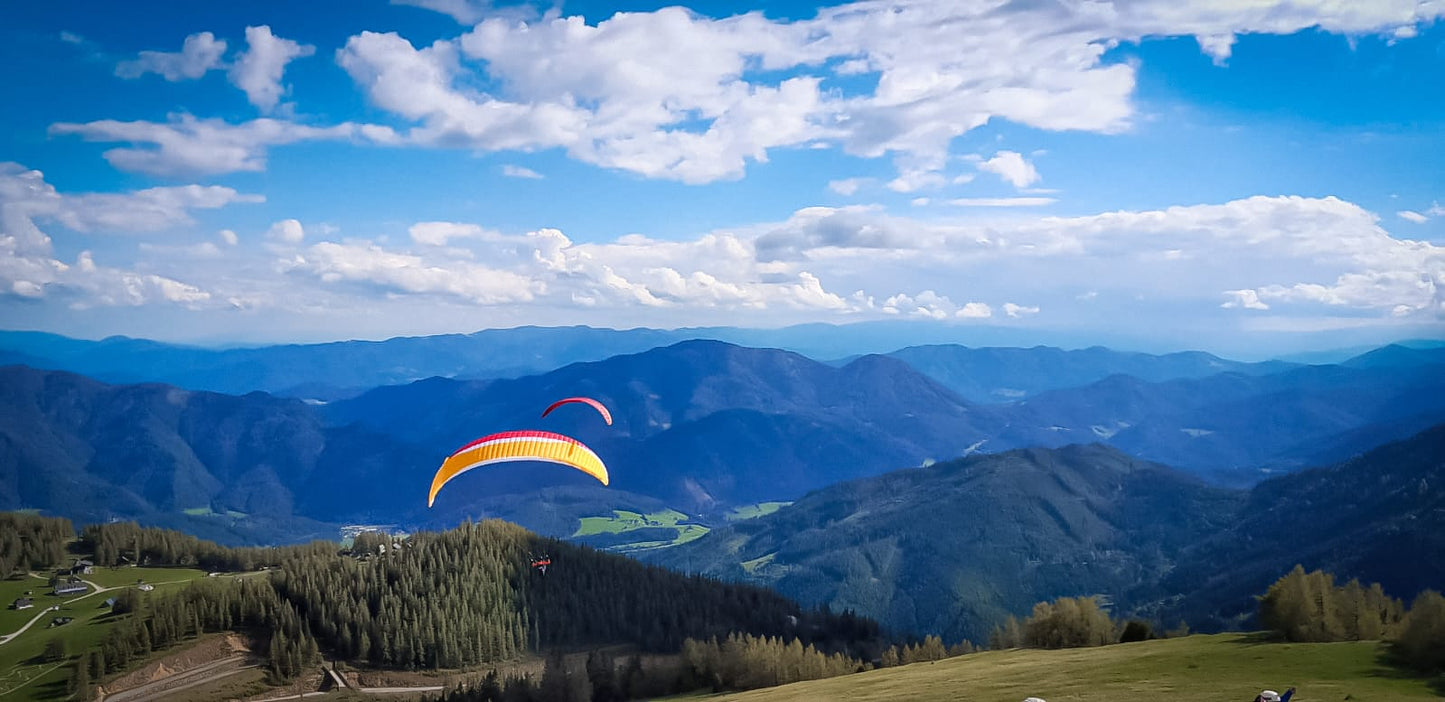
[
  {"xmin": 540, "ymin": 396, "xmax": 613, "ymax": 425},
  {"xmin": 427, "ymin": 430, "xmax": 609, "ymax": 507}
]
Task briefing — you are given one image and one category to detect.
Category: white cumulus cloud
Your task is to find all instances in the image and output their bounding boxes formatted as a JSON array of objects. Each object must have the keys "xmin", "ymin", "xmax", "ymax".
[
  {"xmin": 49, "ymin": 115, "xmax": 394, "ymax": 177},
  {"xmin": 408, "ymin": 221, "xmax": 491, "ymax": 246},
  {"xmin": 500, "ymin": 164, "xmax": 543, "ymax": 179},
  {"xmin": 0, "ymin": 164, "xmax": 219, "ymax": 307},
  {"xmin": 115, "ymin": 31, "xmax": 227, "ymax": 81},
  {"xmin": 1003, "ymin": 302, "xmax": 1040, "ymax": 318},
  {"xmin": 978, "ymin": 151, "xmax": 1041, "ymax": 189},
  {"xmin": 391, "ymin": 0, "xmax": 526, "ymax": 24},
  {"xmin": 228, "ymin": 26, "xmax": 315, "ymax": 113},
  {"xmin": 267, "ymin": 219, "xmax": 305, "ymax": 244},
  {"xmin": 948, "ymin": 197, "xmax": 1057, "ymax": 207},
  {"xmin": 828, "ymin": 178, "xmax": 866, "ymax": 196}
]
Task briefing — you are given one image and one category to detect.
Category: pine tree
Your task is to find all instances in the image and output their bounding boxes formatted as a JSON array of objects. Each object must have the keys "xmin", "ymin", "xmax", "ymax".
[
  {"xmin": 585, "ymin": 650, "xmax": 621, "ymax": 702},
  {"xmin": 87, "ymin": 650, "xmax": 105, "ymax": 680},
  {"xmin": 69, "ymin": 659, "xmax": 91, "ymax": 700},
  {"xmin": 537, "ymin": 649, "xmax": 571, "ymax": 702},
  {"xmin": 43, "ymin": 637, "xmax": 68, "ymax": 663}
]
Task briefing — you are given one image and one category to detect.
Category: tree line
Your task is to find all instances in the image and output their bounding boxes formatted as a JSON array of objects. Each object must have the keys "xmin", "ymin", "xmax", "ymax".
[
  {"xmin": 436, "ymin": 632, "xmax": 874, "ymax": 702},
  {"xmin": 271, "ymin": 520, "xmax": 882, "ymax": 670},
  {"xmin": 37, "ymin": 516, "xmax": 883, "ymax": 698},
  {"xmin": 0, "ymin": 512, "xmax": 72, "ymax": 576},
  {"xmin": 79, "ymin": 521, "xmax": 321, "ymax": 572}
]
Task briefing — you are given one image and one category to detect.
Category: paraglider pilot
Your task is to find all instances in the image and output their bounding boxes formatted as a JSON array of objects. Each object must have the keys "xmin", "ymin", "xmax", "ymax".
[{"xmin": 1252, "ymin": 688, "xmax": 1294, "ymax": 702}]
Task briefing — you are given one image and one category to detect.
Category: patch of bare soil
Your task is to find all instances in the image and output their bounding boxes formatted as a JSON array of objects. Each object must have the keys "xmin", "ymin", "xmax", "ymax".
[
  {"xmin": 237, "ymin": 671, "xmax": 327, "ymax": 701},
  {"xmin": 101, "ymin": 634, "xmax": 256, "ymax": 696},
  {"xmin": 350, "ymin": 668, "xmax": 452, "ymax": 688}
]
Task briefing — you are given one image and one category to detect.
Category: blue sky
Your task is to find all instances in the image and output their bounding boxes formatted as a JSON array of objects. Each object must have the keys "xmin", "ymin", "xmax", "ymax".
[{"xmin": 1, "ymin": 0, "xmax": 1442, "ymax": 358}]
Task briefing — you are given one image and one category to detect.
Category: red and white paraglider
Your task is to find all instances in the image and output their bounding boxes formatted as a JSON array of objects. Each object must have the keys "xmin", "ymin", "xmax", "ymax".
[{"xmin": 540, "ymin": 396, "xmax": 613, "ymax": 425}]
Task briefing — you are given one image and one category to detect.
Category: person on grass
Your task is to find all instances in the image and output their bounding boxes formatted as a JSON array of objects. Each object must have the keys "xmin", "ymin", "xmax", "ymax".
[{"xmin": 1253, "ymin": 688, "xmax": 1295, "ymax": 702}]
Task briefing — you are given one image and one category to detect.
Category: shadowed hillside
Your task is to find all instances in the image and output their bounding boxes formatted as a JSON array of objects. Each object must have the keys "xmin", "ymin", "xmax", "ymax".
[{"xmin": 651, "ymin": 443, "xmax": 1242, "ymax": 643}]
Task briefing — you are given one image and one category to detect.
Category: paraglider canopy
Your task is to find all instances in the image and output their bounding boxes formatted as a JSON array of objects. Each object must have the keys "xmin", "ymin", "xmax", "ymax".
[
  {"xmin": 427, "ymin": 430, "xmax": 609, "ymax": 507},
  {"xmin": 541, "ymin": 396, "xmax": 613, "ymax": 426}
]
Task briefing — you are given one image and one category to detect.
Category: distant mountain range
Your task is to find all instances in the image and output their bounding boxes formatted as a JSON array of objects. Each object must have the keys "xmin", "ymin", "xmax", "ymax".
[
  {"xmin": 0, "ymin": 324, "xmax": 1045, "ymax": 398},
  {"xmin": 0, "ymin": 326, "xmax": 694, "ymax": 398},
  {"xmin": 4, "ymin": 339, "xmax": 1444, "ymax": 535},
  {"xmin": 325, "ymin": 341, "xmax": 1006, "ymax": 511},
  {"xmin": 1002, "ymin": 356, "xmax": 1445, "ymax": 483},
  {"xmin": 9, "ymin": 325, "xmax": 1437, "ymax": 399},
  {"xmin": 880, "ymin": 344, "xmax": 1296, "ymax": 403},
  {"xmin": 3, "ymin": 339, "xmax": 1444, "ymax": 641},
  {"xmin": 650, "ymin": 425, "xmax": 1445, "ymax": 642},
  {"xmin": 330, "ymin": 340, "xmax": 1445, "ymax": 491}
]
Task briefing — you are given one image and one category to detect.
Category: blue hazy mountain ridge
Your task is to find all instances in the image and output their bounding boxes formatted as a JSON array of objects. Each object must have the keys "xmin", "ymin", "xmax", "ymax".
[
  {"xmin": 0, "ymin": 362, "xmax": 675, "ymax": 545},
  {"xmin": 5, "ymin": 338, "xmax": 1445, "ymax": 529},
  {"xmin": 0, "ymin": 324, "xmax": 1340, "ymax": 400},
  {"xmin": 1338, "ymin": 342, "xmax": 1445, "ymax": 369},
  {"xmin": 1000, "ymin": 359, "xmax": 1445, "ymax": 483},
  {"xmin": 4, "ymin": 357, "xmax": 1445, "ymax": 642},
  {"xmin": 327, "ymin": 339, "xmax": 1445, "ymax": 495},
  {"xmin": 651, "ymin": 424, "xmax": 1445, "ymax": 643},
  {"xmin": 1144, "ymin": 422, "xmax": 1445, "ymax": 630},
  {"xmin": 0, "ymin": 365, "xmax": 373, "ymax": 543},
  {"xmin": 0, "ymin": 327, "xmax": 697, "ymax": 398},
  {"xmin": 883, "ymin": 344, "xmax": 1298, "ymax": 403},
  {"xmin": 325, "ymin": 340, "xmax": 1008, "ymax": 511}
]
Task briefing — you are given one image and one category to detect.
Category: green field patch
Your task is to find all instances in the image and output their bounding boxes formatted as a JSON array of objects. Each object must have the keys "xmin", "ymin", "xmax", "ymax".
[
  {"xmin": 180, "ymin": 507, "xmax": 248, "ymax": 519},
  {"xmin": 739, "ymin": 552, "xmax": 777, "ymax": 575},
  {"xmin": 0, "ymin": 574, "xmax": 223, "ymax": 701},
  {"xmin": 574, "ymin": 510, "xmax": 649, "ymax": 536},
  {"xmin": 677, "ymin": 633, "xmax": 1442, "ymax": 702},
  {"xmin": 573, "ymin": 509, "xmax": 690, "ymax": 536},
  {"xmin": 572, "ymin": 509, "xmax": 710, "ymax": 551},
  {"xmin": 83, "ymin": 566, "xmax": 208, "ymax": 589},
  {"xmin": 0, "ymin": 576, "xmax": 51, "ymax": 637},
  {"xmin": 725, "ymin": 502, "xmax": 792, "ymax": 522},
  {"xmin": 610, "ymin": 540, "xmax": 676, "ymax": 552},
  {"xmin": 672, "ymin": 524, "xmax": 710, "ymax": 546}
]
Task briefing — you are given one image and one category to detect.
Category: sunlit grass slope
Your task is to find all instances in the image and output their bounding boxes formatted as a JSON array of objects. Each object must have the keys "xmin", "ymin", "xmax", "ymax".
[
  {"xmin": 0, "ymin": 567, "xmax": 209, "ymax": 701},
  {"xmin": 573, "ymin": 509, "xmax": 710, "ymax": 551},
  {"xmin": 687, "ymin": 634, "xmax": 1441, "ymax": 702}
]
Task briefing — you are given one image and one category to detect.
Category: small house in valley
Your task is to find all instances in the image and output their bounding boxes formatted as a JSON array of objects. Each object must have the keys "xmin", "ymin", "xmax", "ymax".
[{"xmin": 53, "ymin": 579, "xmax": 87, "ymax": 596}]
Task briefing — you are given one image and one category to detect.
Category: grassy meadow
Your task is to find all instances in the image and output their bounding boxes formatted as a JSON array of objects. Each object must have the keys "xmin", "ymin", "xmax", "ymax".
[
  {"xmin": 573, "ymin": 509, "xmax": 711, "ymax": 551},
  {"xmin": 677, "ymin": 634, "xmax": 1443, "ymax": 702},
  {"xmin": 725, "ymin": 502, "xmax": 792, "ymax": 522},
  {"xmin": 0, "ymin": 566, "xmax": 210, "ymax": 701}
]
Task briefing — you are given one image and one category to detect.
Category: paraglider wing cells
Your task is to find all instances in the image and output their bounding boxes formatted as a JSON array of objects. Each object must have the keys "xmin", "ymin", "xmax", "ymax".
[{"xmin": 427, "ymin": 430, "xmax": 610, "ymax": 507}]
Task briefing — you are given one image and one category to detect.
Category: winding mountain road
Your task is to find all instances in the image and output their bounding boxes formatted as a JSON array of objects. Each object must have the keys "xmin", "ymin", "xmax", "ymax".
[{"xmin": 0, "ymin": 605, "xmax": 62, "ymax": 645}]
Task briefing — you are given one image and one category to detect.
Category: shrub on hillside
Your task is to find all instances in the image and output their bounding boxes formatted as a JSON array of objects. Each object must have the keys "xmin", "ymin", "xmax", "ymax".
[
  {"xmin": 1022, "ymin": 596, "xmax": 1117, "ymax": 649},
  {"xmin": 1119, "ymin": 620, "xmax": 1153, "ymax": 643},
  {"xmin": 1391, "ymin": 590, "xmax": 1445, "ymax": 675}
]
